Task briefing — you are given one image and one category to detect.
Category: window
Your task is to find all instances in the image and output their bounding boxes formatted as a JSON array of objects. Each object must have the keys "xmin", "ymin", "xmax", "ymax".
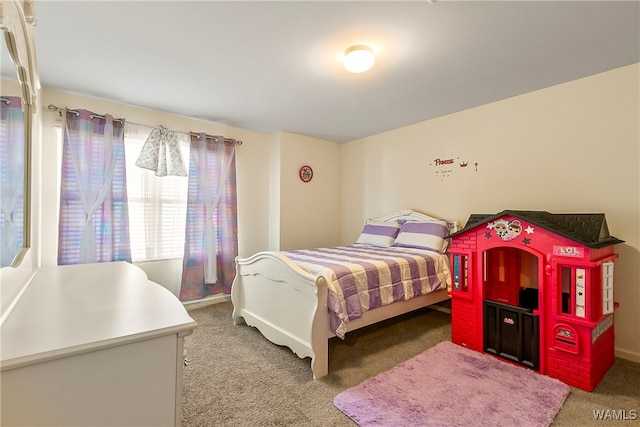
[
  {"xmin": 560, "ymin": 267, "xmax": 573, "ymax": 315},
  {"xmin": 452, "ymin": 253, "xmax": 469, "ymax": 294},
  {"xmin": 453, "ymin": 254, "xmax": 468, "ymax": 292},
  {"xmin": 559, "ymin": 266, "xmax": 587, "ymax": 318},
  {"xmin": 124, "ymin": 130, "xmax": 189, "ymax": 262},
  {"xmin": 56, "ymin": 121, "xmax": 190, "ymax": 263}
]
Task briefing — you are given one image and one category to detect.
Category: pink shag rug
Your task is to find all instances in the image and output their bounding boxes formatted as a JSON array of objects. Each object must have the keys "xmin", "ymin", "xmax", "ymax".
[{"xmin": 334, "ymin": 341, "xmax": 570, "ymax": 427}]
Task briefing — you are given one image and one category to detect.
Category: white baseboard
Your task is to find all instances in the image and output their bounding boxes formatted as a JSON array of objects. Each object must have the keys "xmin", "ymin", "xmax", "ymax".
[
  {"xmin": 184, "ymin": 294, "xmax": 230, "ymax": 312},
  {"xmin": 615, "ymin": 347, "xmax": 640, "ymax": 364}
]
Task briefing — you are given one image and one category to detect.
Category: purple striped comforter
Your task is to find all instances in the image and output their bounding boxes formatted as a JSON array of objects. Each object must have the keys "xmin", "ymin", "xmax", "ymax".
[{"xmin": 283, "ymin": 246, "xmax": 451, "ymax": 339}]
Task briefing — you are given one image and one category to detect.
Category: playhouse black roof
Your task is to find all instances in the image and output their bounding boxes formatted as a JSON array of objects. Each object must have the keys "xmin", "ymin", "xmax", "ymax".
[{"xmin": 449, "ymin": 210, "xmax": 624, "ymax": 249}]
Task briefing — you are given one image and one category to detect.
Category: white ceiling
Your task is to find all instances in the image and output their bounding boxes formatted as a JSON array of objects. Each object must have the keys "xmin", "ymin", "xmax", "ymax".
[{"xmin": 6, "ymin": 1, "xmax": 640, "ymax": 142}]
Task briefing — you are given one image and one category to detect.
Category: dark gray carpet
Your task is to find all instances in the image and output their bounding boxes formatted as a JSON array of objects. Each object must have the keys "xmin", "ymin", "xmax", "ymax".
[{"xmin": 182, "ymin": 301, "xmax": 640, "ymax": 427}]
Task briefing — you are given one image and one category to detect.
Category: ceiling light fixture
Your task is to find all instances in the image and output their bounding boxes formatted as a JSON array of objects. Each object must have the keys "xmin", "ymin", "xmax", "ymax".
[{"xmin": 343, "ymin": 45, "xmax": 375, "ymax": 73}]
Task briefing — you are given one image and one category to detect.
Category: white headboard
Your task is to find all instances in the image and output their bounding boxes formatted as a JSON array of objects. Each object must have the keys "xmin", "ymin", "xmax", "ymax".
[{"xmin": 369, "ymin": 209, "xmax": 459, "ymax": 233}]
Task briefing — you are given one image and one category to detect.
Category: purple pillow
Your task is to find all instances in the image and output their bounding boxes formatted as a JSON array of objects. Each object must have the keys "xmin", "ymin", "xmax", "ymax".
[
  {"xmin": 392, "ymin": 220, "xmax": 450, "ymax": 253},
  {"xmin": 354, "ymin": 221, "xmax": 401, "ymax": 247}
]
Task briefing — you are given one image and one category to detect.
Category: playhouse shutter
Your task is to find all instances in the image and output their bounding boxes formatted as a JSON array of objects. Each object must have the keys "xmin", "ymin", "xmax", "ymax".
[
  {"xmin": 602, "ymin": 261, "xmax": 614, "ymax": 315},
  {"xmin": 575, "ymin": 268, "xmax": 586, "ymax": 318}
]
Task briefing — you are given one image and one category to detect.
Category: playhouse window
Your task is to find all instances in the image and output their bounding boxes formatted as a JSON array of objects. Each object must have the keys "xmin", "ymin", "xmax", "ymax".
[
  {"xmin": 560, "ymin": 267, "xmax": 572, "ymax": 314},
  {"xmin": 602, "ymin": 261, "xmax": 614, "ymax": 315},
  {"xmin": 453, "ymin": 254, "xmax": 469, "ymax": 293},
  {"xmin": 559, "ymin": 266, "xmax": 587, "ymax": 318}
]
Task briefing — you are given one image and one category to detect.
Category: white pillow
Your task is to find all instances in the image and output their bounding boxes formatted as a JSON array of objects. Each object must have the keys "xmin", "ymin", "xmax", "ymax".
[
  {"xmin": 354, "ymin": 221, "xmax": 402, "ymax": 247},
  {"xmin": 392, "ymin": 220, "xmax": 450, "ymax": 253}
]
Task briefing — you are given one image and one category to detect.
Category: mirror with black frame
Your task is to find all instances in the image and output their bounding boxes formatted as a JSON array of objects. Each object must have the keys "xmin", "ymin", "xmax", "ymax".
[{"xmin": 0, "ymin": 0, "xmax": 38, "ymax": 268}]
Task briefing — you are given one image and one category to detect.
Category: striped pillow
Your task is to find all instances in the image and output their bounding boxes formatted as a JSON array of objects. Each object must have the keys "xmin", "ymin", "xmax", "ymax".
[
  {"xmin": 392, "ymin": 220, "xmax": 450, "ymax": 253},
  {"xmin": 354, "ymin": 221, "xmax": 402, "ymax": 247}
]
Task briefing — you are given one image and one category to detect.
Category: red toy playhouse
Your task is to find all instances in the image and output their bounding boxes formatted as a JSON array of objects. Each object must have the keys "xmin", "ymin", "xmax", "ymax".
[{"xmin": 447, "ymin": 210, "xmax": 624, "ymax": 391}]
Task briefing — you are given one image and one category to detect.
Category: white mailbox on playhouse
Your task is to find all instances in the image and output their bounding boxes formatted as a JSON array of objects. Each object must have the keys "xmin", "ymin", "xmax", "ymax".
[{"xmin": 447, "ymin": 210, "xmax": 624, "ymax": 391}]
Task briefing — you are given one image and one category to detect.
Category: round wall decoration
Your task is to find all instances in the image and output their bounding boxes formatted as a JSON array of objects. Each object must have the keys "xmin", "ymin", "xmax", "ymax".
[{"xmin": 299, "ymin": 165, "xmax": 313, "ymax": 182}]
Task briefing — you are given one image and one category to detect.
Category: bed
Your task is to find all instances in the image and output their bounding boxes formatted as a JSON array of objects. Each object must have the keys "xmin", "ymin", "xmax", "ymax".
[{"xmin": 230, "ymin": 209, "xmax": 458, "ymax": 379}]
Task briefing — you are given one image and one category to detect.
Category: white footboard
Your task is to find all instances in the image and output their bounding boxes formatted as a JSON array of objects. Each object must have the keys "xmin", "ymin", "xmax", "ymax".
[
  {"xmin": 230, "ymin": 251, "xmax": 452, "ymax": 380},
  {"xmin": 230, "ymin": 251, "xmax": 330, "ymax": 379}
]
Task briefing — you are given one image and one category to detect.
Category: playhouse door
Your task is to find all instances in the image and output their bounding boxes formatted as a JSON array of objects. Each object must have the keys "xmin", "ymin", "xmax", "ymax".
[{"xmin": 483, "ymin": 300, "xmax": 540, "ymax": 370}]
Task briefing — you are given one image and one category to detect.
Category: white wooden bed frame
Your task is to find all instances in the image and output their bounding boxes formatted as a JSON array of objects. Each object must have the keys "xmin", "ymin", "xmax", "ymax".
[{"xmin": 230, "ymin": 209, "xmax": 458, "ymax": 379}]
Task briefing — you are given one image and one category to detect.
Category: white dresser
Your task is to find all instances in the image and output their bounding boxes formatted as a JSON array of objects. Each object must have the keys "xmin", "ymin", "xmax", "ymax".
[{"xmin": 0, "ymin": 262, "xmax": 197, "ymax": 426}]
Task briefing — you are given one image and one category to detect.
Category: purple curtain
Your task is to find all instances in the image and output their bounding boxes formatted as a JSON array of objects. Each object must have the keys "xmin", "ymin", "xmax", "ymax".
[
  {"xmin": 58, "ymin": 109, "xmax": 131, "ymax": 265},
  {"xmin": 0, "ymin": 96, "xmax": 24, "ymax": 267},
  {"xmin": 180, "ymin": 134, "xmax": 237, "ymax": 301}
]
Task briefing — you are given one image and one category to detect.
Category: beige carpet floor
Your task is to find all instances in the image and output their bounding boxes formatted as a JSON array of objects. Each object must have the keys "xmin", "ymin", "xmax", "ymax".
[{"xmin": 182, "ymin": 301, "xmax": 640, "ymax": 427}]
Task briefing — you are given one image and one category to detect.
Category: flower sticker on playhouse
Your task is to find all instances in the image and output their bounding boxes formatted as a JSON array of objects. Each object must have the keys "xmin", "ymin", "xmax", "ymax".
[{"xmin": 488, "ymin": 219, "xmax": 528, "ymax": 241}]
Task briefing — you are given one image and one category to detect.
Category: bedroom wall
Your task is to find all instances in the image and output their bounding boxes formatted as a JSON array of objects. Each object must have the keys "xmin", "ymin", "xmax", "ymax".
[
  {"xmin": 276, "ymin": 131, "xmax": 341, "ymax": 251},
  {"xmin": 339, "ymin": 63, "xmax": 640, "ymax": 362}
]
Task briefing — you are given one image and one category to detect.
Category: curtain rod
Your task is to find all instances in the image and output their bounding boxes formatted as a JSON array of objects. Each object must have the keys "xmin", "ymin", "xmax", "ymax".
[{"xmin": 47, "ymin": 104, "xmax": 243, "ymax": 146}]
